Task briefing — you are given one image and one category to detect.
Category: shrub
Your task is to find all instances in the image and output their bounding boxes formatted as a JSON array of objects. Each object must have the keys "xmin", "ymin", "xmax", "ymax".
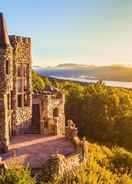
[{"xmin": 0, "ymin": 166, "xmax": 36, "ymax": 184}]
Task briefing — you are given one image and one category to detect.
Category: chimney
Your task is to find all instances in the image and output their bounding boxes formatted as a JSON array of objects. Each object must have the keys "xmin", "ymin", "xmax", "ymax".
[{"xmin": 0, "ymin": 13, "xmax": 10, "ymax": 48}]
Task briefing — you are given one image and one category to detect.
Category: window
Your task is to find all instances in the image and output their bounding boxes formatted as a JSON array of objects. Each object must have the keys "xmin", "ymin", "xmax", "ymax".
[
  {"xmin": 53, "ymin": 108, "xmax": 59, "ymax": 117},
  {"xmin": 16, "ymin": 79, "xmax": 22, "ymax": 92},
  {"xmin": 24, "ymin": 79, "xmax": 28, "ymax": 92},
  {"xmin": 23, "ymin": 64, "xmax": 28, "ymax": 77},
  {"xmin": 7, "ymin": 94, "xmax": 10, "ymax": 110},
  {"xmin": 11, "ymin": 91, "xmax": 13, "ymax": 109},
  {"xmin": 17, "ymin": 95, "xmax": 22, "ymax": 107},
  {"xmin": 44, "ymin": 121, "xmax": 48, "ymax": 128},
  {"xmin": 6, "ymin": 60, "xmax": 10, "ymax": 74},
  {"xmin": 24, "ymin": 94, "xmax": 28, "ymax": 106},
  {"xmin": 17, "ymin": 64, "xmax": 22, "ymax": 77},
  {"xmin": 16, "ymin": 63, "xmax": 29, "ymax": 108}
]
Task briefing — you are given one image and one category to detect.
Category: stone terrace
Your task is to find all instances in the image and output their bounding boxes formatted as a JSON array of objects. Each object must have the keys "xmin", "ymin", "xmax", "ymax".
[{"xmin": 1, "ymin": 135, "xmax": 76, "ymax": 168}]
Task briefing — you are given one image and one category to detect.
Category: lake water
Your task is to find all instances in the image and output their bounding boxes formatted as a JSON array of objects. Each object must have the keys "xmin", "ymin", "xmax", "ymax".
[
  {"xmin": 34, "ymin": 67, "xmax": 132, "ymax": 89},
  {"xmin": 50, "ymin": 75, "xmax": 132, "ymax": 89}
]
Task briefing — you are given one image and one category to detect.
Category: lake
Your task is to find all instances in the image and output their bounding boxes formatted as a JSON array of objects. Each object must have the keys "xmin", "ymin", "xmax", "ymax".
[{"xmin": 34, "ymin": 67, "xmax": 132, "ymax": 89}]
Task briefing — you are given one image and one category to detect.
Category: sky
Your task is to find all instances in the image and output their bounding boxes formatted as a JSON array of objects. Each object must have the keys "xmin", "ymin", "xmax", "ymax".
[{"xmin": 0, "ymin": 0, "xmax": 132, "ymax": 67}]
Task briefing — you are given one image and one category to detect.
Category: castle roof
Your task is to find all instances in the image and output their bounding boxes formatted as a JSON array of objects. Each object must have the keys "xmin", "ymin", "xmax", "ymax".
[{"xmin": 0, "ymin": 13, "xmax": 11, "ymax": 48}]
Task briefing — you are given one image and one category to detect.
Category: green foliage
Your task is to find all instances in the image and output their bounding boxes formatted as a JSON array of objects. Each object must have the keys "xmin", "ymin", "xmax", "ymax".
[
  {"xmin": 45, "ymin": 144, "xmax": 132, "ymax": 184},
  {"xmin": 0, "ymin": 166, "xmax": 35, "ymax": 184},
  {"xmin": 32, "ymin": 73, "xmax": 132, "ymax": 149},
  {"xmin": 31, "ymin": 73, "xmax": 132, "ymax": 183},
  {"xmin": 0, "ymin": 145, "xmax": 132, "ymax": 184},
  {"xmin": 59, "ymin": 81, "xmax": 132, "ymax": 150},
  {"xmin": 111, "ymin": 147, "xmax": 132, "ymax": 174},
  {"xmin": 32, "ymin": 71, "xmax": 45, "ymax": 92},
  {"xmin": 32, "ymin": 71, "xmax": 52, "ymax": 93}
]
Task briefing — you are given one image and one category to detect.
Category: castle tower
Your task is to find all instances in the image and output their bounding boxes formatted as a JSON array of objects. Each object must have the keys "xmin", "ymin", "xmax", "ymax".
[
  {"xmin": 0, "ymin": 13, "xmax": 32, "ymax": 153},
  {"xmin": 9, "ymin": 35, "xmax": 32, "ymax": 135},
  {"xmin": 0, "ymin": 13, "xmax": 13, "ymax": 153},
  {"xmin": 0, "ymin": 13, "xmax": 10, "ymax": 48}
]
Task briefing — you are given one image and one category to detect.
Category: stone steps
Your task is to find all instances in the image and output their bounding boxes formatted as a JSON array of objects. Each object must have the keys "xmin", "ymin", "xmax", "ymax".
[{"xmin": 24, "ymin": 127, "xmax": 40, "ymax": 134}]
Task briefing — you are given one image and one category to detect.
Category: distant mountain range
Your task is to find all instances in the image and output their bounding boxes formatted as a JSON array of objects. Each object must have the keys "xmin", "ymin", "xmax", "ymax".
[
  {"xmin": 54, "ymin": 63, "xmax": 96, "ymax": 69},
  {"xmin": 33, "ymin": 64, "xmax": 132, "ymax": 82}
]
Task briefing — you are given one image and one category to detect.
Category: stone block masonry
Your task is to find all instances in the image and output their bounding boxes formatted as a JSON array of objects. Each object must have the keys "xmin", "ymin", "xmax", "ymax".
[
  {"xmin": 0, "ymin": 13, "xmax": 66, "ymax": 153},
  {"xmin": 32, "ymin": 90, "xmax": 65, "ymax": 136},
  {"xmin": 0, "ymin": 46, "xmax": 13, "ymax": 152},
  {"xmin": 0, "ymin": 13, "xmax": 32, "ymax": 152},
  {"xmin": 45, "ymin": 121, "xmax": 89, "ymax": 179},
  {"xmin": 9, "ymin": 36, "xmax": 32, "ymax": 135}
]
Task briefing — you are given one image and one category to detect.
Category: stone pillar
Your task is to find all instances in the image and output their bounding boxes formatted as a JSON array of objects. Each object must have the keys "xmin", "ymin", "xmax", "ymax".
[
  {"xmin": 80, "ymin": 137, "xmax": 88, "ymax": 163},
  {"xmin": 0, "ymin": 46, "xmax": 13, "ymax": 153}
]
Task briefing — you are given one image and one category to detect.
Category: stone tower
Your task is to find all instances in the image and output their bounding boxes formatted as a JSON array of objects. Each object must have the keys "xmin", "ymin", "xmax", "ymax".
[
  {"xmin": 9, "ymin": 35, "xmax": 32, "ymax": 136},
  {"xmin": 0, "ymin": 13, "xmax": 32, "ymax": 153},
  {"xmin": 0, "ymin": 13, "xmax": 13, "ymax": 152}
]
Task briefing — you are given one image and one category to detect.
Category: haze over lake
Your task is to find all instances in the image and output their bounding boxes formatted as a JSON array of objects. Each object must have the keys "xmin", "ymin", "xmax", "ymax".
[{"xmin": 33, "ymin": 65, "xmax": 132, "ymax": 89}]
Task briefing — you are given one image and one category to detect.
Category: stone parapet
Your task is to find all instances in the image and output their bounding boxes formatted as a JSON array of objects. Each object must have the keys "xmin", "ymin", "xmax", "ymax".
[
  {"xmin": 9, "ymin": 35, "xmax": 31, "ymax": 45},
  {"xmin": 45, "ymin": 120, "xmax": 89, "ymax": 179},
  {"xmin": 46, "ymin": 138, "xmax": 88, "ymax": 179}
]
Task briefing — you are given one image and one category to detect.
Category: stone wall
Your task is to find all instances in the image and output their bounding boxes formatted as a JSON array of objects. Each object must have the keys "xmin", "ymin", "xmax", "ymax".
[
  {"xmin": 9, "ymin": 36, "xmax": 32, "ymax": 135},
  {"xmin": 46, "ymin": 139, "xmax": 88, "ymax": 179},
  {"xmin": 0, "ymin": 14, "xmax": 32, "ymax": 152},
  {"xmin": 12, "ymin": 108, "xmax": 32, "ymax": 135},
  {"xmin": 0, "ymin": 46, "xmax": 13, "ymax": 153},
  {"xmin": 46, "ymin": 121, "xmax": 88, "ymax": 178},
  {"xmin": 32, "ymin": 91, "xmax": 65, "ymax": 136}
]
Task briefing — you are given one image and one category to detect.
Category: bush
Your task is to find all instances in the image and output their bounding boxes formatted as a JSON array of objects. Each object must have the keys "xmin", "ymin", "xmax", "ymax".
[
  {"xmin": 0, "ymin": 166, "xmax": 36, "ymax": 184},
  {"xmin": 32, "ymin": 71, "xmax": 45, "ymax": 92}
]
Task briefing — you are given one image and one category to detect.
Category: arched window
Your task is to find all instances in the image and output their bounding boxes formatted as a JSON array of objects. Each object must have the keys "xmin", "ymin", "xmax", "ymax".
[{"xmin": 53, "ymin": 108, "xmax": 59, "ymax": 117}]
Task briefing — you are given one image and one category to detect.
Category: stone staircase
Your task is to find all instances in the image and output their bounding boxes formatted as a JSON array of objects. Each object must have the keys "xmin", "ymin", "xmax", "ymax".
[{"xmin": 24, "ymin": 125, "xmax": 40, "ymax": 134}]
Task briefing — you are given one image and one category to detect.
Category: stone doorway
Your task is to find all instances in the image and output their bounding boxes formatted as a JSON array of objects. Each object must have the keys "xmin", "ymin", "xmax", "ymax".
[{"xmin": 32, "ymin": 104, "xmax": 40, "ymax": 133}]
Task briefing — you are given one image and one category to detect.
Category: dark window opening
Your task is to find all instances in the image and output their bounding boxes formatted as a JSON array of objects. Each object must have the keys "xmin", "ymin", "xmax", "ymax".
[
  {"xmin": 17, "ymin": 64, "xmax": 22, "ymax": 77},
  {"xmin": 16, "ymin": 79, "xmax": 22, "ymax": 92},
  {"xmin": 11, "ymin": 91, "xmax": 13, "ymax": 109},
  {"xmin": 6, "ymin": 60, "xmax": 10, "ymax": 74},
  {"xmin": 7, "ymin": 94, "xmax": 10, "ymax": 110},
  {"xmin": 17, "ymin": 95, "xmax": 22, "ymax": 107},
  {"xmin": 24, "ymin": 79, "xmax": 28, "ymax": 92},
  {"xmin": 53, "ymin": 108, "xmax": 59, "ymax": 117},
  {"xmin": 24, "ymin": 94, "xmax": 28, "ymax": 106},
  {"xmin": 23, "ymin": 64, "xmax": 28, "ymax": 77},
  {"xmin": 44, "ymin": 121, "xmax": 48, "ymax": 128}
]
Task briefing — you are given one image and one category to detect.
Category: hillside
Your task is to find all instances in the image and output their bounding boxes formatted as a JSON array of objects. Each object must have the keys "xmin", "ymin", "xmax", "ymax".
[
  {"xmin": 55, "ymin": 63, "xmax": 96, "ymax": 69},
  {"xmin": 33, "ymin": 64, "xmax": 132, "ymax": 82},
  {"xmin": 2, "ymin": 71, "xmax": 130, "ymax": 184},
  {"xmin": 89, "ymin": 65, "xmax": 132, "ymax": 82},
  {"xmin": 1, "ymin": 142, "xmax": 132, "ymax": 184}
]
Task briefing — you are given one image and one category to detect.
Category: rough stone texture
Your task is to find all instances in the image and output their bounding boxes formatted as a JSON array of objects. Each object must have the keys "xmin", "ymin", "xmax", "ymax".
[
  {"xmin": 47, "ymin": 153, "xmax": 81, "ymax": 178},
  {"xmin": 0, "ymin": 33, "xmax": 32, "ymax": 153},
  {"xmin": 46, "ymin": 137, "xmax": 88, "ymax": 178},
  {"xmin": 0, "ymin": 13, "xmax": 11, "ymax": 48},
  {"xmin": 0, "ymin": 14, "xmax": 67, "ymax": 154},
  {"xmin": 66, "ymin": 120, "xmax": 79, "ymax": 139},
  {"xmin": 14, "ymin": 108, "xmax": 32, "ymax": 134},
  {"xmin": 44, "ymin": 121, "xmax": 89, "ymax": 179},
  {"xmin": 9, "ymin": 36, "xmax": 32, "ymax": 135},
  {"xmin": 32, "ymin": 91, "xmax": 65, "ymax": 136},
  {"xmin": 0, "ymin": 46, "xmax": 13, "ymax": 153}
]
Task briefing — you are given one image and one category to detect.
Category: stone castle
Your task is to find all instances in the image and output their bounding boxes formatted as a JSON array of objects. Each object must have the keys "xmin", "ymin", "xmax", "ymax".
[{"xmin": 0, "ymin": 13, "xmax": 65, "ymax": 153}]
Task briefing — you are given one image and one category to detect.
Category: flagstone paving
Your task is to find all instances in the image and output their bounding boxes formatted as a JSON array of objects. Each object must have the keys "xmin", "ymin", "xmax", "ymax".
[{"xmin": 1, "ymin": 134, "xmax": 75, "ymax": 168}]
